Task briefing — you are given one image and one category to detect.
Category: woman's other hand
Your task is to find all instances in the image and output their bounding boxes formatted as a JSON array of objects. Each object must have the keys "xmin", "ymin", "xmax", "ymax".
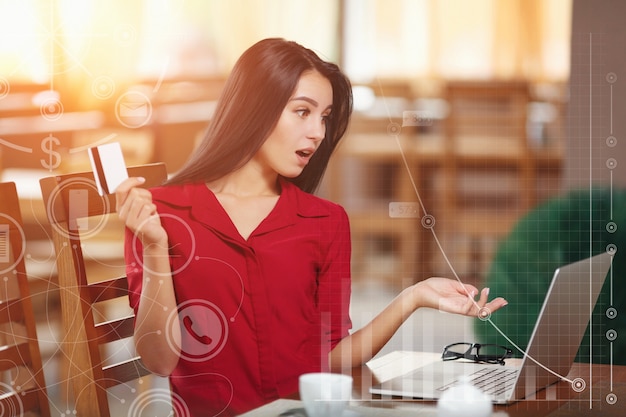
[{"xmin": 412, "ymin": 277, "xmax": 508, "ymax": 319}]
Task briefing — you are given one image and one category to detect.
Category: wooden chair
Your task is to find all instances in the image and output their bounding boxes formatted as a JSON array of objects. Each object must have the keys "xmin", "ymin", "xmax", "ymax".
[
  {"xmin": 39, "ymin": 163, "xmax": 167, "ymax": 417},
  {"xmin": 440, "ymin": 80, "xmax": 535, "ymax": 281},
  {"xmin": 0, "ymin": 182, "xmax": 51, "ymax": 416}
]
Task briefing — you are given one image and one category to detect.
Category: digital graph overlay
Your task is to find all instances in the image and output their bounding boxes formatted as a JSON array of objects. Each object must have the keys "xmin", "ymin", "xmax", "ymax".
[{"xmin": 364, "ymin": 38, "xmax": 618, "ymax": 405}]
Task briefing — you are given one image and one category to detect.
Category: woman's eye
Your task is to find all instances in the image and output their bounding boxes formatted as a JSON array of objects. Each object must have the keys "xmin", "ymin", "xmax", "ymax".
[{"xmin": 296, "ymin": 109, "xmax": 310, "ymax": 117}]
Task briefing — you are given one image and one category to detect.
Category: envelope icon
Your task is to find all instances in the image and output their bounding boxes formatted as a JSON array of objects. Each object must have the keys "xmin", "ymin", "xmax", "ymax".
[{"xmin": 119, "ymin": 101, "xmax": 149, "ymax": 118}]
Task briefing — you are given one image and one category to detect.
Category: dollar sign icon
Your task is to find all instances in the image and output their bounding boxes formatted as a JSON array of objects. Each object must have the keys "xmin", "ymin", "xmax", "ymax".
[{"xmin": 40, "ymin": 135, "xmax": 62, "ymax": 171}]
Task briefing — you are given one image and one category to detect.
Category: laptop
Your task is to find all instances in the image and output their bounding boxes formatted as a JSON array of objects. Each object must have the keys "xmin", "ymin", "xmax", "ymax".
[{"xmin": 370, "ymin": 252, "xmax": 613, "ymax": 404}]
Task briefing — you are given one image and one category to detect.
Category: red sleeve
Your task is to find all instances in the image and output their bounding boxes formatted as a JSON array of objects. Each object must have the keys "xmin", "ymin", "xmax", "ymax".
[{"xmin": 318, "ymin": 205, "xmax": 352, "ymax": 349}]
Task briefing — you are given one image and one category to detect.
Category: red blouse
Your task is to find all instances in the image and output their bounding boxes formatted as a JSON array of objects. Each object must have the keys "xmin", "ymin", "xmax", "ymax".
[{"xmin": 124, "ymin": 179, "xmax": 352, "ymax": 416}]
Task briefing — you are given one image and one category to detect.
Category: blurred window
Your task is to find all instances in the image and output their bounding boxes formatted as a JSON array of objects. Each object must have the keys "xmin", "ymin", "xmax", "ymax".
[{"xmin": 343, "ymin": 0, "xmax": 572, "ymax": 82}]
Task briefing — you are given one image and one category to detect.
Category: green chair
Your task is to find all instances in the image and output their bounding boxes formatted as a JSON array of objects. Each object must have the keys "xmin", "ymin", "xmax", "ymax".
[{"xmin": 475, "ymin": 187, "xmax": 626, "ymax": 364}]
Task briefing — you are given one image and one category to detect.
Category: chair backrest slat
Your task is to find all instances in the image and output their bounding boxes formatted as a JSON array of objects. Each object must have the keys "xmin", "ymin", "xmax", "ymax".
[
  {"xmin": 95, "ymin": 315, "xmax": 136, "ymax": 344},
  {"xmin": 88, "ymin": 276, "xmax": 129, "ymax": 302},
  {"xmin": 0, "ymin": 299, "xmax": 25, "ymax": 324},
  {"xmin": 0, "ymin": 389, "xmax": 40, "ymax": 415},
  {"xmin": 0, "ymin": 342, "xmax": 32, "ymax": 372},
  {"xmin": 102, "ymin": 357, "xmax": 151, "ymax": 389}
]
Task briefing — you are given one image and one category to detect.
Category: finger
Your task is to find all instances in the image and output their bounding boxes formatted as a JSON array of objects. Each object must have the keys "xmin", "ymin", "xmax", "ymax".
[
  {"xmin": 467, "ymin": 288, "xmax": 491, "ymax": 317},
  {"xmin": 118, "ymin": 187, "xmax": 152, "ymax": 220},
  {"xmin": 475, "ymin": 297, "xmax": 509, "ymax": 320},
  {"xmin": 451, "ymin": 279, "xmax": 477, "ymax": 297},
  {"xmin": 485, "ymin": 297, "xmax": 508, "ymax": 313},
  {"xmin": 115, "ymin": 177, "xmax": 146, "ymax": 211},
  {"xmin": 455, "ymin": 288, "xmax": 478, "ymax": 314},
  {"xmin": 477, "ymin": 287, "xmax": 490, "ymax": 305},
  {"xmin": 460, "ymin": 288, "xmax": 488, "ymax": 317},
  {"xmin": 463, "ymin": 284, "xmax": 479, "ymax": 299},
  {"xmin": 125, "ymin": 195, "xmax": 157, "ymax": 227},
  {"xmin": 135, "ymin": 203, "xmax": 159, "ymax": 228}
]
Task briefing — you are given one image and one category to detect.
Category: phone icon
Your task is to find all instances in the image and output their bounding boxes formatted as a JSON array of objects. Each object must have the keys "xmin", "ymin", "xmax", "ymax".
[{"xmin": 183, "ymin": 315, "xmax": 212, "ymax": 345}]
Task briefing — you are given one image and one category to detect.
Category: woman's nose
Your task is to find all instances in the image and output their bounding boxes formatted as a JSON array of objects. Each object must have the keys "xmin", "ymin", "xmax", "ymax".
[{"xmin": 308, "ymin": 119, "xmax": 326, "ymax": 141}]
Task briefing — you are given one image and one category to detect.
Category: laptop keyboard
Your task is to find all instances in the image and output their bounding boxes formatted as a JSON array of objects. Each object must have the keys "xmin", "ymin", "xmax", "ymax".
[{"xmin": 436, "ymin": 367, "xmax": 519, "ymax": 396}]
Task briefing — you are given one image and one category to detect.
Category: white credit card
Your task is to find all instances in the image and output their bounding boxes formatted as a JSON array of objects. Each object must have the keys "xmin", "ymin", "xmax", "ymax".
[{"xmin": 88, "ymin": 142, "xmax": 129, "ymax": 195}]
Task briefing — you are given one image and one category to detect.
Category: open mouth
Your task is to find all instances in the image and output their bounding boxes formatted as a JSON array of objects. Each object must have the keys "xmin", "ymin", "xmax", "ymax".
[{"xmin": 296, "ymin": 150, "xmax": 313, "ymax": 158}]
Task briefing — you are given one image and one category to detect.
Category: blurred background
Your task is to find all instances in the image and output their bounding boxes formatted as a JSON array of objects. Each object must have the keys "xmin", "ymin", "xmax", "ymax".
[
  {"xmin": 0, "ymin": 0, "xmax": 575, "ymax": 279},
  {"xmin": 0, "ymin": 0, "xmax": 623, "ymax": 414}
]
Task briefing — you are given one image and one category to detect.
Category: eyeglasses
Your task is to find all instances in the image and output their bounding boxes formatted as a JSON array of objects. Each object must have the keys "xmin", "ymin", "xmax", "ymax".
[{"xmin": 442, "ymin": 342, "xmax": 513, "ymax": 366}]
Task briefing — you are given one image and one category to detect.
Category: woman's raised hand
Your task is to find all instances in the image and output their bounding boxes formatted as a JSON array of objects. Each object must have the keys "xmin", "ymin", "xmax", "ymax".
[{"xmin": 115, "ymin": 177, "xmax": 167, "ymax": 247}]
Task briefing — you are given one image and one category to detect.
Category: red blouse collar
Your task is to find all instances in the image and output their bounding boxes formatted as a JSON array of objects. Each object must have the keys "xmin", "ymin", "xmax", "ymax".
[{"xmin": 153, "ymin": 179, "xmax": 332, "ymax": 242}]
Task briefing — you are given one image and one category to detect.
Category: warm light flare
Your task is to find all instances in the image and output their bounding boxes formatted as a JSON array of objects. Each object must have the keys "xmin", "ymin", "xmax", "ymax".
[
  {"xmin": 0, "ymin": 0, "xmax": 96, "ymax": 82},
  {"xmin": 0, "ymin": 0, "xmax": 48, "ymax": 82}
]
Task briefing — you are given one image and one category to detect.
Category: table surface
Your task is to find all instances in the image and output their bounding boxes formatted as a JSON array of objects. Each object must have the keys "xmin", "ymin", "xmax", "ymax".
[
  {"xmin": 357, "ymin": 351, "xmax": 625, "ymax": 417},
  {"xmin": 243, "ymin": 351, "xmax": 625, "ymax": 417}
]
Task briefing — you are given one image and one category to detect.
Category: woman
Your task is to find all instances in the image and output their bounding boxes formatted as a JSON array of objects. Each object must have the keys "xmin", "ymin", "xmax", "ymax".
[{"xmin": 116, "ymin": 38, "xmax": 507, "ymax": 416}]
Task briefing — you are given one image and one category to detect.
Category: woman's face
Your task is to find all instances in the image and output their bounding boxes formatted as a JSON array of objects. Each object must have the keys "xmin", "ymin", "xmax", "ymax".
[{"xmin": 254, "ymin": 70, "xmax": 333, "ymax": 179}]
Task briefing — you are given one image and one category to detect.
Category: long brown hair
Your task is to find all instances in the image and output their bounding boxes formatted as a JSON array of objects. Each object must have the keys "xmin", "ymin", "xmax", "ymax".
[{"xmin": 166, "ymin": 38, "xmax": 353, "ymax": 193}]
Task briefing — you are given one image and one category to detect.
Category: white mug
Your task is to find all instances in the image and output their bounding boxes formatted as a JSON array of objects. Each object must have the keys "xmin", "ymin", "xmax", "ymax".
[{"xmin": 299, "ymin": 373, "xmax": 353, "ymax": 417}]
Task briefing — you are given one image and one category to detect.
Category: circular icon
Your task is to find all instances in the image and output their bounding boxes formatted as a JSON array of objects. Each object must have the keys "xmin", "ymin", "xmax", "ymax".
[
  {"xmin": 115, "ymin": 91, "xmax": 153, "ymax": 128},
  {"xmin": 387, "ymin": 122, "xmax": 402, "ymax": 136},
  {"xmin": 91, "ymin": 76, "xmax": 116, "ymax": 100},
  {"xmin": 132, "ymin": 213, "xmax": 196, "ymax": 277},
  {"xmin": 45, "ymin": 177, "xmax": 110, "ymax": 240},
  {"xmin": 128, "ymin": 388, "xmax": 190, "ymax": 417},
  {"xmin": 477, "ymin": 307, "xmax": 491, "ymax": 321},
  {"xmin": 43, "ymin": 21, "xmax": 93, "ymax": 75},
  {"xmin": 606, "ymin": 329, "xmax": 618, "ymax": 341},
  {"xmin": 607, "ymin": 244, "xmax": 617, "ymax": 255},
  {"xmin": 40, "ymin": 98, "xmax": 64, "ymax": 121},
  {"xmin": 0, "ymin": 214, "xmax": 27, "ymax": 275},
  {"xmin": 606, "ymin": 136, "xmax": 617, "ymax": 147},
  {"xmin": 606, "ymin": 392, "xmax": 618, "ymax": 405},
  {"xmin": 607, "ymin": 307, "xmax": 618, "ymax": 319},
  {"xmin": 607, "ymin": 158, "xmax": 618, "ymax": 170},
  {"xmin": 0, "ymin": 382, "xmax": 23, "ymax": 416},
  {"xmin": 0, "ymin": 76, "xmax": 9, "ymax": 99},
  {"xmin": 606, "ymin": 72, "xmax": 618, "ymax": 84},
  {"xmin": 421, "ymin": 214, "xmax": 436, "ymax": 229},
  {"xmin": 115, "ymin": 24, "xmax": 137, "ymax": 46},
  {"xmin": 607, "ymin": 222, "xmax": 618, "ymax": 234},
  {"xmin": 571, "ymin": 378, "xmax": 586, "ymax": 393},
  {"xmin": 168, "ymin": 299, "xmax": 229, "ymax": 362}
]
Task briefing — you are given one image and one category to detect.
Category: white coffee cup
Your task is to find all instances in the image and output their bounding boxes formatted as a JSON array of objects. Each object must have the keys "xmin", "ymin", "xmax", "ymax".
[
  {"xmin": 299, "ymin": 373, "xmax": 353, "ymax": 417},
  {"xmin": 437, "ymin": 376, "xmax": 492, "ymax": 417}
]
